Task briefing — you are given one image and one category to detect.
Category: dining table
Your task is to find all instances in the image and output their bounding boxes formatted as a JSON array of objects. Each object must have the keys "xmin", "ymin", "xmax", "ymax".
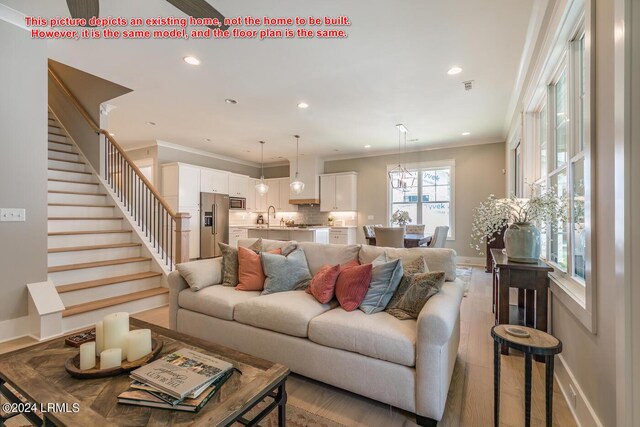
[{"xmin": 368, "ymin": 234, "xmax": 432, "ymax": 248}]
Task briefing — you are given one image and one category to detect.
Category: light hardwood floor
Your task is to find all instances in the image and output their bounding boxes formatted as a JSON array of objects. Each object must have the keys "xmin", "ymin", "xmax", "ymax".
[{"xmin": 0, "ymin": 268, "xmax": 577, "ymax": 426}]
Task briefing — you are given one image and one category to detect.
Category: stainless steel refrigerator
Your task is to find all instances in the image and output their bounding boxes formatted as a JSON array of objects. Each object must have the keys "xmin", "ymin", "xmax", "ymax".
[{"xmin": 200, "ymin": 193, "xmax": 229, "ymax": 258}]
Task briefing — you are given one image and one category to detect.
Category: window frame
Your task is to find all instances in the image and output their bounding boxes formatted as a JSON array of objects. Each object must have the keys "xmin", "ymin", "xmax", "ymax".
[{"xmin": 386, "ymin": 160, "xmax": 456, "ymax": 240}]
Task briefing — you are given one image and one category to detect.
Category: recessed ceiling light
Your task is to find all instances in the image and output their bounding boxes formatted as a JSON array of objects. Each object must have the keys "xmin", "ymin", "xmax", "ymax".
[
  {"xmin": 225, "ymin": 98, "xmax": 238, "ymax": 104},
  {"xmin": 447, "ymin": 66, "xmax": 463, "ymax": 75},
  {"xmin": 462, "ymin": 132, "xmax": 471, "ymax": 136},
  {"xmin": 297, "ymin": 102, "xmax": 309, "ymax": 109},
  {"xmin": 183, "ymin": 56, "xmax": 201, "ymax": 65},
  {"xmin": 364, "ymin": 145, "xmax": 371, "ymax": 148},
  {"xmin": 145, "ymin": 121, "xmax": 156, "ymax": 126}
]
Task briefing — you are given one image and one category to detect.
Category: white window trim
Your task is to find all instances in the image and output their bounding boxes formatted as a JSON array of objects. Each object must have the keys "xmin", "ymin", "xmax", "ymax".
[
  {"xmin": 518, "ymin": 0, "xmax": 596, "ymax": 333},
  {"xmin": 386, "ymin": 159, "xmax": 456, "ymax": 240}
]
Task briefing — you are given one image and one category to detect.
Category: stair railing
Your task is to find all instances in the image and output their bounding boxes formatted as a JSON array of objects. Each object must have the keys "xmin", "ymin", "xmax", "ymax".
[{"xmin": 48, "ymin": 67, "xmax": 190, "ymax": 270}]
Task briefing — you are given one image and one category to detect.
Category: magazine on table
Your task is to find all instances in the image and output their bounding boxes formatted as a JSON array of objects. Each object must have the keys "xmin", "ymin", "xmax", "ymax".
[{"xmin": 130, "ymin": 348, "xmax": 233, "ymax": 399}]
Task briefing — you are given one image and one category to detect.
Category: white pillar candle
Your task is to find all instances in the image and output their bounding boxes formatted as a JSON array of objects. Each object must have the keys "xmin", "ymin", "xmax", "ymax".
[
  {"xmin": 79, "ymin": 342, "xmax": 96, "ymax": 370},
  {"xmin": 100, "ymin": 348, "xmax": 122, "ymax": 370},
  {"xmin": 103, "ymin": 312, "xmax": 129, "ymax": 360},
  {"xmin": 125, "ymin": 329, "xmax": 152, "ymax": 362},
  {"xmin": 95, "ymin": 321, "xmax": 104, "ymax": 356}
]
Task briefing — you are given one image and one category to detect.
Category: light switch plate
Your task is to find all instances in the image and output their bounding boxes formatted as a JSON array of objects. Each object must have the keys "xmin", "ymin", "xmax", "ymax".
[
  {"xmin": 367, "ymin": 215, "xmax": 374, "ymax": 220},
  {"xmin": 0, "ymin": 208, "xmax": 26, "ymax": 222}
]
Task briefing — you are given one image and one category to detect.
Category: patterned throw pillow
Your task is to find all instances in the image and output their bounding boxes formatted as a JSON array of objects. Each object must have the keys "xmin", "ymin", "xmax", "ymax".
[
  {"xmin": 385, "ymin": 256, "xmax": 428, "ymax": 308},
  {"xmin": 386, "ymin": 271, "xmax": 445, "ymax": 320},
  {"xmin": 261, "ymin": 248, "xmax": 313, "ymax": 295},
  {"xmin": 359, "ymin": 253, "xmax": 404, "ymax": 314},
  {"xmin": 306, "ymin": 264, "xmax": 341, "ymax": 304},
  {"xmin": 335, "ymin": 263, "xmax": 373, "ymax": 312},
  {"xmin": 219, "ymin": 239, "xmax": 269, "ymax": 286}
]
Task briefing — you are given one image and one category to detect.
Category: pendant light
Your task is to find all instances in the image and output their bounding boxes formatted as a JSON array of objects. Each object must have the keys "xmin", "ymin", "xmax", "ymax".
[
  {"xmin": 290, "ymin": 135, "xmax": 305, "ymax": 194},
  {"xmin": 255, "ymin": 141, "xmax": 269, "ymax": 196},
  {"xmin": 388, "ymin": 124, "xmax": 415, "ymax": 191}
]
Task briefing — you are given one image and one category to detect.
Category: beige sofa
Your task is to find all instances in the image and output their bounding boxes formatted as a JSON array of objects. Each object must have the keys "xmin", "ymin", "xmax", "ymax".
[{"xmin": 168, "ymin": 239, "xmax": 465, "ymax": 426}]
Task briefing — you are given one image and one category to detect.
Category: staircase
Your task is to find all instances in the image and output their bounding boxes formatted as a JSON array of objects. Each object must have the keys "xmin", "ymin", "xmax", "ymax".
[{"xmin": 47, "ymin": 111, "xmax": 168, "ymax": 332}]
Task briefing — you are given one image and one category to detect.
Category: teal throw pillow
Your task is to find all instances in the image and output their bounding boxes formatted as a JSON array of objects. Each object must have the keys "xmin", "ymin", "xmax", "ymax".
[
  {"xmin": 261, "ymin": 248, "xmax": 312, "ymax": 295},
  {"xmin": 359, "ymin": 252, "xmax": 404, "ymax": 314}
]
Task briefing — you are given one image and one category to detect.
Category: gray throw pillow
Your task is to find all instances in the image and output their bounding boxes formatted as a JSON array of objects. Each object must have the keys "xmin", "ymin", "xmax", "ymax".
[
  {"xmin": 386, "ymin": 271, "xmax": 445, "ymax": 320},
  {"xmin": 219, "ymin": 240, "xmax": 262, "ymax": 286},
  {"xmin": 359, "ymin": 253, "xmax": 404, "ymax": 314},
  {"xmin": 176, "ymin": 258, "xmax": 222, "ymax": 291},
  {"xmin": 261, "ymin": 248, "xmax": 312, "ymax": 295}
]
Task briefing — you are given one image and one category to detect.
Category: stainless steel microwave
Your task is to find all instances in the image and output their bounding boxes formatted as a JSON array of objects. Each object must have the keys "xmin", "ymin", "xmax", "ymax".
[{"xmin": 229, "ymin": 197, "xmax": 246, "ymax": 210}]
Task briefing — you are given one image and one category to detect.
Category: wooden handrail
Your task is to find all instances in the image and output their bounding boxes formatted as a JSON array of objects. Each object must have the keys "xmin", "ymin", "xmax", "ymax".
[{"xmin": 47, "ymin": 67, "xmax": 178, "ymax": 219}]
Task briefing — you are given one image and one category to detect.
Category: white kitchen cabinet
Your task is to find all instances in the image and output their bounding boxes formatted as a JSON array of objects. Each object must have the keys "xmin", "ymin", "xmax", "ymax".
[
  {"xmin": 161, "ymin": 163, "xmax": 201, "ymax": 208},
  {"xmin": 255, "ymin": 188, "xmax": 268, "ymax": 212},
  {"xmin": 320, "ymin": 172, "xmax": 357, "ymax": 212},
  {"xmin": 200, "ymin": 168, "xmax": 229, "ymax": 195},
  {"xmin": 266, "ymin": 179, "xmax": 280, "ymax": 210},
  {"xmin": 228, "ymin": 174, "xmax": 249, "ymax": 198},
  {"xmin": 229, "ymin": 227, "xmax": 248, "ymax": 247},
  {"xmin": 329, "ymin": 228, "xmax": 357, "ymax": 245},
  {"xmin": 246, "ymin": 178, "xmax": 257, "ymax": 211},
  {"xmin": 247, "ymin": 227, "xmax": 330, "ymax": 242},
  {"xmin": 278, "ymin": 178, "xmax": 297, "ymax": 212},
  {"xmin": 184, "ymin": 206, "xmax": 201, "ymax": 259}
]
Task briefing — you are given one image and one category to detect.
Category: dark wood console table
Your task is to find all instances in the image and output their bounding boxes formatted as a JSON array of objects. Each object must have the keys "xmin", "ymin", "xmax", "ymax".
[{"xmin": 490, "ymin": 249, "xmax": 553, "ymax": 355}]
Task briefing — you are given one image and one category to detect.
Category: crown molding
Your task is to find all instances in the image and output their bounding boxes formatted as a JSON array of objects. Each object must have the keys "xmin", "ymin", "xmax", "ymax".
[{"xmin": 0, "ymin": 3, "xmax": 28, "ymax": 30}]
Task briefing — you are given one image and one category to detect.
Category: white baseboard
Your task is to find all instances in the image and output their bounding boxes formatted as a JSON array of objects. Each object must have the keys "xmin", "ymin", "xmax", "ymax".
[
  {"xmin": 456, "ymin": 256, "xmax": 485, "ymax": 266},
  {"xmin": 555, "ymin": 354, "xmax": 603, "ymax": 427},
  {"xmin": 0, "ymin": 316, "xmax": 29, "ymax": 343}
]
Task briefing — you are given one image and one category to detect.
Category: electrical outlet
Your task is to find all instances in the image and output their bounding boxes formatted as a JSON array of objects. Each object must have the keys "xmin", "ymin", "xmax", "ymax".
[
  {"xmin": 367, "ymin": 215, "xmax": 374, "ymax": 220},
  {"xmin": 568, "ymin": 384, "xmax": 577, "ymax": 408},
  {"xmin": 0, "ymin": 208, "xmax": 26, "ymax": 222}
]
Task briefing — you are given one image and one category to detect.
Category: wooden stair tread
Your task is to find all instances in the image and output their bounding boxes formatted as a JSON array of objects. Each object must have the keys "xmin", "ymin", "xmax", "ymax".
[
  {"xmin": 48, "ymin": 217, "xmax": 121, "ymax": 220},
  {"xmin": 49, "ymin": 168, "xmax": 91, "ymax": 175},
  {"xmin": 56, "ymin": 271, "xmax": 162, "ymax": 293},
  {"xmin": 48, "ymin": 190, "xmax": 104, "ymax": 196},
  {"xmin": 48, "ymin": 256, "xmax": 150, "ymax": 273},
  {"xmin": 48, "ymin": 157, "xmax": 85, "ymax": 165},
  {"xmin": 48, "ymin": 148, "xmax": 77, "ymax": 155},
  {"xmin": 48, "ymin": 178, "xmax": 97, "ymax": 185},
  {"xmin": 49, "ymin": 140, "xmax": 72, "ymax": 146},
  {"xmin": 62, "ymin": 287, "xmax": 168, "ymax": 317},
  {"xmin": 48, "ymin": 230, "xmax": 132, "ymax": 236},
  {"xmin": 49, "ymin": 242, "xmax": 141, "ymax": 253},
  {"xmin": 49, "ymin": 203, "xmax": 115, "ymax": 208},
  {"xmin": 48, "ymin": 132, "xmax": 67, "ymax": 138}
]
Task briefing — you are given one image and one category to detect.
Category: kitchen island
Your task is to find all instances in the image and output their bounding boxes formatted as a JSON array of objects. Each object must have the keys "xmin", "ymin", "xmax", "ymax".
[{"xmin": 247, "ymin": 226, "xmax": 330, "ymax": 243}]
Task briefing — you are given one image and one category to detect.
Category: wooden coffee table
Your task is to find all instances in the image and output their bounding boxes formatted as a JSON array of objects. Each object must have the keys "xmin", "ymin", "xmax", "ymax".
[{"xmin": 0, "ymin": 319, "xmax": 289, "ymax": 426}]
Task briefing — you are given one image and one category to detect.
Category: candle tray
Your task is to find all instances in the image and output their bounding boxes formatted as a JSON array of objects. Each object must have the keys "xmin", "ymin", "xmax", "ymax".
[{"xmin": 64, "ymin": 338, "xmax": 163, "ymax": 379}]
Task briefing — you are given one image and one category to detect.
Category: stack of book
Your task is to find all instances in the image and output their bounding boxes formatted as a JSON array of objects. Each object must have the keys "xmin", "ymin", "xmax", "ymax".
[{"xmin": 118, "ymin": 348, "xmax": 234, "ymax": 412}]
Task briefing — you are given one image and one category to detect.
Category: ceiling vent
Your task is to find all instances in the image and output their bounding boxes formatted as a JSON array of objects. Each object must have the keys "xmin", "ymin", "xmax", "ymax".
[{"xmin": 463, "ymin": 80, "xmax": 474, "ymax": 91}]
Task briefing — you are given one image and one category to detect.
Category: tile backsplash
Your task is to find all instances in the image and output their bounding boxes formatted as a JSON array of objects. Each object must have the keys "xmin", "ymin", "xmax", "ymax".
[{"xmin": 229, "ymin": 205, "xmax": 357, "ymax": 226}]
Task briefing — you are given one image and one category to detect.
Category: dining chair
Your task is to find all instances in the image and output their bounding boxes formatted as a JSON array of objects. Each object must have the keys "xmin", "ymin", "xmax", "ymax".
[
  {"xmin": 405, "ymin": 224, "xmax": 425, "ymax": 235},
  {"xmin": 374, "ymin": 227, "xmax": 405, "ymax": 248},
  {"xmin": 428, "ymin": 226, "xmax": 449, "ymax": 248},
  {"xmin": 362, "ymin": 225, "xmax": 376, "ymax": 245}
]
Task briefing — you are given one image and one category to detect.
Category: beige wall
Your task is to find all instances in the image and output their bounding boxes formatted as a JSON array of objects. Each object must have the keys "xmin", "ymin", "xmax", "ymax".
[
  {"xmin": 324, "ymin": 142, "xmax": 506, "ymax": 258},
  {"xmin": 0, "ymin": 20, "xmax": 47, "ymax": 322}
]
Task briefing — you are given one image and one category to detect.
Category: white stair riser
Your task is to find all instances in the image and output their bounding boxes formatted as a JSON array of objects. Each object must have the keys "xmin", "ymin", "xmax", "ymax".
[
  {"xmin": 61, "ymin": 294, "xmax": 168, "ymax": 332},
  {"xmin": 48, "ymin": 125, "xmax": 64, "ymax": 134},
  {"xmin": 48, "ymin": 246, "xmax": 142, "ymax": 267},
  {"xmin": 47, "ymin": 150, "xmax": 79, "ymax": 162},
  {"xmin": 49, "ymin": 260, "xmax": 151, "ymax": 285},
  {"xmin": 48, "ymin": 134, "xmax": 67, "ymax": 143},
  {"xmin": 59, "ymin": 277, "xmax": 161, "ymax": 306},
  {"xmin": 48, "ymin": 205, "xmax": 115, "ymax": 217},
  {"xmin": 48, "ymin": 159, "xmax": 86, "ymax": 172},
  {"xmin": 48, "ymin": 180, "xmax": 99, "ymax": 193},
  {"xmin": 48, "ymin": 219, "xmax": 123, "ymax": 232},
  {"xmin": 48, "ymin": 193, "xmax": 107, "ymax": 205},
  {"xmin": 48, "ymin": 169, "xmax": 95, "ymax": 183},
  {"xmin": 48, "ymin": 233, "xmax": 132, "ymax": 248},
  {"xmin": 48, "ymin": 142, "xmax": 76, "ymax": 153}
]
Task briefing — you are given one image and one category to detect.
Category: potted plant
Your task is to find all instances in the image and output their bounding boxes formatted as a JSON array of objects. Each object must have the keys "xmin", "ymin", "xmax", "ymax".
[
  {"xmin": 470, "ymin": 186, "xmax": 567, "ymax": 263},
  {"xmin": 327, "ymin": 215, "xmax": 334, "ymax": 226},
  {"xmin": 391, "ymin": 210, "xmax": 412, "ymax": 227}
]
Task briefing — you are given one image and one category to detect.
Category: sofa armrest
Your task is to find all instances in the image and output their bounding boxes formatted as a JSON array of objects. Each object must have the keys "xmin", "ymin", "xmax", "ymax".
[
  {"xmin": 415, "ymin": 278, "xmax": 465, "ymax": 420},
  {"xmin": 168, "ymin": 270, "xmax": 189, "ymax": 330}
]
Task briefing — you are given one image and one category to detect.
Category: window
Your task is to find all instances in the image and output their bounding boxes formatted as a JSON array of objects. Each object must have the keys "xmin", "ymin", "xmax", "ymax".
[{"xmin": 388, "ymin": 162, "xmax": 454, "ymax": 237}]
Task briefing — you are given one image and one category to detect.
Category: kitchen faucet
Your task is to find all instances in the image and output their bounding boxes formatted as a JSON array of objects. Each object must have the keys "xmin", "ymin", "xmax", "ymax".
[{"xmin": 267, "ymin": 205, "xmax": 276, "ymax": 228}]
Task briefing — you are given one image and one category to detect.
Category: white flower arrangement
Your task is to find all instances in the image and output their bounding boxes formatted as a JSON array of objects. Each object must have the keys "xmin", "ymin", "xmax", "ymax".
[
  {"xmin": 470, "ymin": 185, "xmax": 567, "ymax": 254},
  {"xmin": 391, "ymin": 210, "xmax": 412, "ymax": 226}
]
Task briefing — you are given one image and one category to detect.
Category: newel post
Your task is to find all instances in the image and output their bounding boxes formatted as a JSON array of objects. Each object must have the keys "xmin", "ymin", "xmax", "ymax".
[{"xmin": 174, "ymin": 212, "xmax": 191, "ymax": 265}]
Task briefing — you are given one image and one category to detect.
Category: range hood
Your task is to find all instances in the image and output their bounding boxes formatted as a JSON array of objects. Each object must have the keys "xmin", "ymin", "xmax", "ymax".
[{"xmin": 288, "ymin": 156, "xmax": 324, "ymax": 205}]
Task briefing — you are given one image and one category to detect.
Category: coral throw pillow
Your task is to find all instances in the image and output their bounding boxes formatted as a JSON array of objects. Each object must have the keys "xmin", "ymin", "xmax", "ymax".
[
  {"xmin": 335, "ymin": 263, "xmax": 373, "ymax": 311},
  {"xmin": 236, "ymin": 246, "xmax": 281, "ymax": 291},
  {"xmin": 306, "ymin": 264, "xmax": 341, "ymax": 304}
]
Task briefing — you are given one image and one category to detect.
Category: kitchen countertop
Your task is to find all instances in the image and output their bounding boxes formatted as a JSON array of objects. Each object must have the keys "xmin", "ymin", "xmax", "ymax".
[{"xmin": 230, "ymin": 225, "xmax": 355, "ymax": 230}]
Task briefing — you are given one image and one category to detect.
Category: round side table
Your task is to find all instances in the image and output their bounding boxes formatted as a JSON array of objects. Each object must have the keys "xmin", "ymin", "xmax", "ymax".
[{"xmin": 491, "ymin": 325, "xmax": 562, "ymax": 427}]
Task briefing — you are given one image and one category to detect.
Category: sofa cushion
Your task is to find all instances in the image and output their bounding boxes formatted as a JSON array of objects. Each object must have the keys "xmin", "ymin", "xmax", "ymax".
[
  {"xmin": 296, "ymin": 242, "xmax": 361, "ymax": 275},
  {"xmin": 239, "ymin": 238, "xmax": 298, "ymax": 253},
  {"xmin": 308, "ymin": 308, "xmax": 417, "ymax": 366},
  {"xmin": 234, "ymin": 291, "xmax": 338, "ymax": 337},
  {"xmin": 178, "ymin": 285, "xmax": 260, "ymax": 320},
  {"xmin": 359, "ymin": 245, "xmax": 456, "ymax": 281},
  {"xmin": 359, "ymin": 253, "xmax": 404, "ymax": 314},
  {"xmin": 306, "ymin": 264, "xmax": 341, "ymax": 304},
  {"xmin": 261, "ymin": 248, "xmax": 313, "ymax": 295},
  {"xmin": 386, "ymin": 271, "xmax": 445, "ymax": 320},
  {"xmin": 236, "ymin": 247, "xmax": 281, "ymax": 291},
  {"xmin": 176, "ymin": 257, "xmax": 221, "ymax": 291},
  {"xmin": 335, "ymin": 263, "xmax": 372, "ymax": 312}
]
